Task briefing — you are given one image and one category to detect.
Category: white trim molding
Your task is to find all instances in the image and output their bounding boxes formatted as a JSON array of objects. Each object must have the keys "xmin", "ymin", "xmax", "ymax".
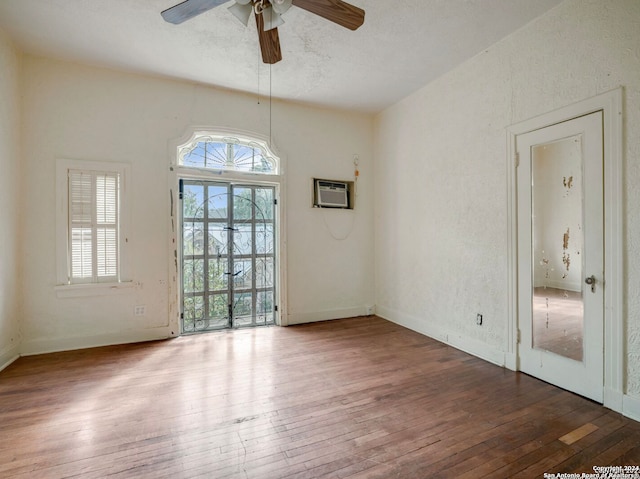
[
  {"xmin": 506, "ymin": 88, "xmax": 624, "ymax": 413},
  {"xmin": 20, "ymin": 327, "xmax": 171, "ymax": 357},
  {"xmin": 0, "ymin": 342, "xmax": 20, "ymax": 373},
  {"xmin": 287, "ymin": 306, "xmax": 373, "ymax": 326},
  {"xmin": 167, "ymin": 126, "xmax": 288, "ymax": 334},
  {"xmin": 623, "ymin": 395, "xmax": 640, "ymax": 423}
]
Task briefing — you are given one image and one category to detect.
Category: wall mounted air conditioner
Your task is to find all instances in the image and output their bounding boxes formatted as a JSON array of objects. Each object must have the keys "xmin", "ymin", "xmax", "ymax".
[{"xmin": 314, "ymin": 179, "xmax": 350, "ymax": 209}]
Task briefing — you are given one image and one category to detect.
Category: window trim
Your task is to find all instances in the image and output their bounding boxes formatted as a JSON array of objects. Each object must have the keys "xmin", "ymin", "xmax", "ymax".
[{"xmin": 56, "ymin": 159, "xmax": 132, "ymax": 295}]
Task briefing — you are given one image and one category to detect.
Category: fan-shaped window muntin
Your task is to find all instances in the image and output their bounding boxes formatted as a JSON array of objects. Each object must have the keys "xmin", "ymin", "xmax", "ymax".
[{"xmin": 179, "ymin": 135, "xmax": 278, "ymax": 175}]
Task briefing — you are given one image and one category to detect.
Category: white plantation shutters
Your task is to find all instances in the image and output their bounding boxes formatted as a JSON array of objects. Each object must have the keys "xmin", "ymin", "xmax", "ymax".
[
  {"xmin": 68, "ymin": 170, "xmax": 120, "ymax": 283},
  {"xmin": 96, "ymin": 174, "xmax": 118, "ymax": 277},
  {"xmin": 69, "ymin": 171, "xmax": 92, "ymax": 279}
]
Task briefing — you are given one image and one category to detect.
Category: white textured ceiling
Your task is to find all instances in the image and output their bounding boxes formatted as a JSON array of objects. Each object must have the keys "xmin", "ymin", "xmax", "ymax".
[{"xmin": 0, "ymin": 0, "xmax": 563, "ymax": 113}]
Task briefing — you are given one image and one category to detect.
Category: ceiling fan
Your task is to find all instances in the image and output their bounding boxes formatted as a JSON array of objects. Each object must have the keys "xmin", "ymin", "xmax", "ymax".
[{"xmin": 161, "ymin": 0, "xmax": 365, "ymax": 64}]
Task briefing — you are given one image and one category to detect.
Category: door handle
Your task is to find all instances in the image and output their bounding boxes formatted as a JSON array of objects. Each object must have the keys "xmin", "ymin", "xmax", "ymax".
[{"xmin": 585, "ymin": 275, "xmax": 596, "ymax": 293}]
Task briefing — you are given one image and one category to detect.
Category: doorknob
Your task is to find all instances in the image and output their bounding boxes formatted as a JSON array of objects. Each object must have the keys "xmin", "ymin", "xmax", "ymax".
[{"xmin": 585, "ymin": 275, "xmax": 596, "ymax": 293}]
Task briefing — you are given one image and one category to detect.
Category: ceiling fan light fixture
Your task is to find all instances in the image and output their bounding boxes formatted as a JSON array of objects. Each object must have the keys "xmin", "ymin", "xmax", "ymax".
[
  {"xmin": 262, "ymin": 8, "xmax": 285, "ymax": 31},
  {"xmin": 228, "ymin": 1, "xmax": 253, "ymax": 26},
  {"xmin": 271, "ymin": 0, "xmax": 293, "ymax": 15}
]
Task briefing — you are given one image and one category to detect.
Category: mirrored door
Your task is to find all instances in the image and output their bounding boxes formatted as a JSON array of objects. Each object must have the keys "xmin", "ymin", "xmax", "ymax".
[
  {"xmin": 531, "ymin": 135, "xmax": 585, "ymax": 361},
  {"xmin": 517, "ymin": 111, "xmax": 604, "ymax": 402}
]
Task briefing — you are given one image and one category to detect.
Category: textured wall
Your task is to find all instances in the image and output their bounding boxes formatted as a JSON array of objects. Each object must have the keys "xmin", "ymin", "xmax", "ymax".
[
  {"xmin": 0, "ymin": 29, "xmax": 21, "ymax": 367},
  {"xmin": 20, "ymin": 57, "xmax": 374, "ymax": 353},
  {"xmin": 374, "ymin": 0, "xmax": 640, "ymax": 398}
]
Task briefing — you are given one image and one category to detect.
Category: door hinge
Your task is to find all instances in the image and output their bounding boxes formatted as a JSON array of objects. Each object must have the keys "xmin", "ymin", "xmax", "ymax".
[
  {"xmin": 180, "ymin": 312, "xmax": 184, "ymax": 319},
  {"xmin": 274, "ymin": 305, "xmax": 278, "ymax": 312},
  {"xmin": 274, "ymin": 198, "xmax": 278, "ymax": 205},
  {"xmin": 517, "ymin": 329, "xmax": 521, "ymax": 344},
  {"xmin": 514, "ymin": 152, "xmax": 520, "ymax": 168}
]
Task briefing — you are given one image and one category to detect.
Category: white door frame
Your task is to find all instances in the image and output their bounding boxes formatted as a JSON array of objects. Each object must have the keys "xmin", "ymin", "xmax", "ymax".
[
  {"xmin": 166, "ymin": 126, "xmax": 289, "ymax": 338},
  {"xmin": 506, "ymin": 88, "xmax": 624, "ymax": 412},
  {"xmin": 179, "ymin": 180, "xmax": 279, "ymax": 332}
]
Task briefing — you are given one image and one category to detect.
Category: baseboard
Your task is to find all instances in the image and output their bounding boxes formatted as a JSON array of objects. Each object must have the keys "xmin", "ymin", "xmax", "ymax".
[
  {"xmin": 623, "ymin": 394, "xmax": 640, "ymax": 423},
  {"xmin": 0, "ymin": 342, "xmax": 20, "ymax": 372},
  {"xmin": 604, "ymin": 387, "xmax": 624, "ymax": 413},
  {"xmin": 20, "ymin": 328, "xmax": 172, "ymax": 356},
  {"xmin": 376, "ymin": 305, "xmax": 506, "ymax": 367},
  {"xmin": 504, "ymin": 352, "xmax": 518, "ymax": 371},
  {"xmin": 287, "ymin": 306, "xmax": 372, "ymax": 325}
]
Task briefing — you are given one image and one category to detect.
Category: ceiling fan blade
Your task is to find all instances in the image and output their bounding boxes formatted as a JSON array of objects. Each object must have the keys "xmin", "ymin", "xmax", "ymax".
[
  {"xmin": 291, "ymin": 0, "xmax": 364, "ymax": 30},
  {"xmin": 255, "ymin": 10, "xmax": 283, "ymax": 64},
  {"xmin": 161, "ymin": 0, "xmax": 229, "ymax": 24}
]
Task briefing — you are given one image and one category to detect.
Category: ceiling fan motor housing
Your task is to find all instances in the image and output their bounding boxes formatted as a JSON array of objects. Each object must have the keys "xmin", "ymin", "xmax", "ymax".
[{"xmin": 272, "ymin": 0, "xmax": 293, "ymax": 14}]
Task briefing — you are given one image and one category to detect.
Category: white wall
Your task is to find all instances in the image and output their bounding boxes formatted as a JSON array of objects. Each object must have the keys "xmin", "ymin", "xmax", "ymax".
[
  {"xmin": 0, "ymin": 29, "xmax": 22, "ymax": 369},
  {"xmin": 374, "ymin": 0, "xmax": 640, "ymax": 410},
  {"xmin": 19, "ymin": 56, "xmax": 374, "ymax": 353},
  {"xmin": 281, "ymin": 105, "xmax": 375, "ymax": 324}
]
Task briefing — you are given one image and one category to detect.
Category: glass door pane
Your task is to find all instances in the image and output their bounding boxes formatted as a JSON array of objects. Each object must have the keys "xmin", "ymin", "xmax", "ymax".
[
  {"xmin": 230, "ymin": 185, "xmax": 276, "ymax": 328},
  {"xmin": 182, "ymin": 182, "xmax": 232, "ymax": 333},
  {"xmin": 181, "ymin": 181, "xmax": 276, "ymax": 333}
]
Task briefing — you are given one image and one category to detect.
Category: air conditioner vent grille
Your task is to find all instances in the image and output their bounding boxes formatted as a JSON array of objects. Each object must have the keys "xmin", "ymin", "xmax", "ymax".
[{"xmin": 314, "ymin": 178, "xmax": 351, "ymax": 209}]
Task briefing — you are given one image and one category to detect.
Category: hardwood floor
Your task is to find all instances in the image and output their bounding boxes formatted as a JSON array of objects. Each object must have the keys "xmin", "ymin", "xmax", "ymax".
[{"xmin": 1, "ymin": 316, "xmax": 638, "ymax": 478}]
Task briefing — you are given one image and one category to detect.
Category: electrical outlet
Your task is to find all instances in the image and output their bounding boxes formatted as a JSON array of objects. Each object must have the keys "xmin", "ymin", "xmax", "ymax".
[
  {"xmin": 476, "ymin": 313, "xmax": 483, "ymax": 325},
  {"xmin": 365, "ymin": 305, "xmax": 375, "ymax": 316},
  {"xmin": 134, "ymin": 305, "xmax": 146, "ymax": 316}
]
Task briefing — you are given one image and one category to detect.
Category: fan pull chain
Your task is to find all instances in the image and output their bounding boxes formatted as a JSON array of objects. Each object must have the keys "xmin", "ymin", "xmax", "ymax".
[
  {"xmin": 257, "ymin": 45, "xmax": 261, "ymax": 105},
  {"xmin": 269, "ymin": 61, "xmax": 273, "ymax": 147}
]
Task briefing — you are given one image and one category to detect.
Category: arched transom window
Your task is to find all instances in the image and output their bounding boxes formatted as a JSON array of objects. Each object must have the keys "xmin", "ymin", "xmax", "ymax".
[{"xmin": 178, "ymin": 133, "xmax": 279, "ymax": 175}]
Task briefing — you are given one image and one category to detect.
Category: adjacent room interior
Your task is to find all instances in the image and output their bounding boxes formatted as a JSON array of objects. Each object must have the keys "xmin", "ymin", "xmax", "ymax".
[{"xmin": 1, "ymin": 0, "xmax": 639, "ymax": 477}]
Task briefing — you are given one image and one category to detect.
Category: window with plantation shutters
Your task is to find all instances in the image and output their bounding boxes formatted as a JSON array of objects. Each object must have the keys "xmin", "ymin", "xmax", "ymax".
[
  {"xmin": 68, "ymin": 170, "xmax": 120, "ymax": 282},
  {"xmin": 56, "ymin": 159, "xmax": 130, "ymax": 293}
]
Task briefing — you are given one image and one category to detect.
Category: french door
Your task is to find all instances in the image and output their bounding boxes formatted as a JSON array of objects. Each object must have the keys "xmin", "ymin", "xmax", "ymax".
[
  {"xmin": 181, "ymin": 180, "xmax": 276, "ymax": 333},
  {"xmin": 516, "ymin": 111, "xmax": 604, "ymax": 402}
]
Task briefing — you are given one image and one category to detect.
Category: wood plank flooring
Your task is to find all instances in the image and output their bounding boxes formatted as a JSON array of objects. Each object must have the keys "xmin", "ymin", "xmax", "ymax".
[{"xmin": 1, "ymin": 316, "xmax": 638, "ymax": 478}]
